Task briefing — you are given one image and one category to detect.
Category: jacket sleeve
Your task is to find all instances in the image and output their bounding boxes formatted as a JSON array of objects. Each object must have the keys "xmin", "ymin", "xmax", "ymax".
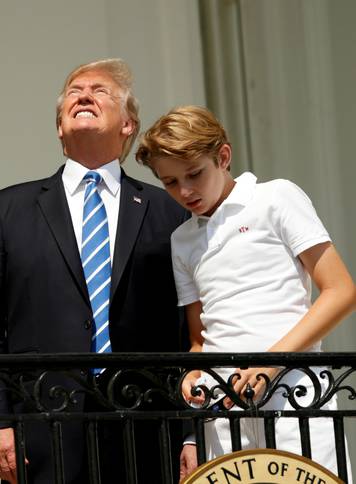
[{"xmin": 0, "ymin": 214, "xmax": 12, "ymax": 418}]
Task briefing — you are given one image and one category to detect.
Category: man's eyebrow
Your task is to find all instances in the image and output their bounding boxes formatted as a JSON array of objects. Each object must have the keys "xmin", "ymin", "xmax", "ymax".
[
  {"xmin": 66, "ymin": 85, "xmax": 80, "ymax": 91},
  {"xmin": 66, "ymin": 82, "xmax": 109, "ymax": 90},
  {"xmin": 91, "ymin": 83, "xmax": 110, "ymax": 90}
]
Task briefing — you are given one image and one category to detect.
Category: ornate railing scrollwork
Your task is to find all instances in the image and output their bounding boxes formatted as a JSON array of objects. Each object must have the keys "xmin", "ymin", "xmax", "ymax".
[
  {"xmin": 0, "ymin": 353, "xmax": 356, "ymax": 417},
  {"xmin": 179, "ymin": 362, "xmax": 356, "ymax": 415}
]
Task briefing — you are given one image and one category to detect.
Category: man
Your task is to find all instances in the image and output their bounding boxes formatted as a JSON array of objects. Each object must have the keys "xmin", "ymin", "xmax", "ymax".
[{"xmin": 0, "ymin": 59, "xmax": 187, "ymax": 483}]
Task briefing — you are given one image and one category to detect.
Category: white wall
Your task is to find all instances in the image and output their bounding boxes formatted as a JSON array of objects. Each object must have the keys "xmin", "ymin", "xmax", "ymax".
[
  {"xmin": 235, "ymin": 0, "xmax": 356, "ymax": 346},
  {"xmin": 0, "ymin": 0, "xmax": 205, "ymax": 187}
]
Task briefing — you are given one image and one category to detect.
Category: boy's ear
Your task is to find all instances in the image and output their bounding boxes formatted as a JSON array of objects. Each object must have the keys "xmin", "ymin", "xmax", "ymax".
[{"xmin": 219, "ymin": 144, "xmax": 232, "ymax": 169}]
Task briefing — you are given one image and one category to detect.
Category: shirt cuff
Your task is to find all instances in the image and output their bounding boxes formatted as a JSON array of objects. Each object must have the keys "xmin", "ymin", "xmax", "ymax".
[{"xmin": 183, "ymin": 434, "xmax": 196, "ymax": 446}]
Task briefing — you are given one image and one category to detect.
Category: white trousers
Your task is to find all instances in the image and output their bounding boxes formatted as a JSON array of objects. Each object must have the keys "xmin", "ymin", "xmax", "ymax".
[{"xmin": 200, "ymin": 369, "xmax": 353, "ymax": 482}]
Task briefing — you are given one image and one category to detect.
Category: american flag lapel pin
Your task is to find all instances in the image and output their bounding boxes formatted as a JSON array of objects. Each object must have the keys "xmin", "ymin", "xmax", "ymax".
[{"xmin": 133, "ymin": 195, "xmax": 142, "ymax": 204}]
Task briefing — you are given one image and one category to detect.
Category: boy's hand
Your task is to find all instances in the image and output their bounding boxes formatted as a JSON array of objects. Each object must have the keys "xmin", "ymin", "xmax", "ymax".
[
  {"xmin": 181, "ymin": 370, "xmax": 205, "ymax": 405},
  {"xmin": 224, "ymin": 367, "xmax": 280, "ymax": 408}
]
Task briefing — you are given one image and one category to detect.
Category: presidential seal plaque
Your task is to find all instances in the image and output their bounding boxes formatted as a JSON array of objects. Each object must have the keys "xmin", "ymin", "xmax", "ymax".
[{"xmin": 182, "ymin": 449, "xmax": 344, "ymax": 484}]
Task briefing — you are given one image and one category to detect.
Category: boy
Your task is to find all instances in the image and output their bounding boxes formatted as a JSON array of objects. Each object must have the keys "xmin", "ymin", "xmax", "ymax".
[{"xmin": 136, "ymin": 105, "xmax": 356, "ymax": 479}]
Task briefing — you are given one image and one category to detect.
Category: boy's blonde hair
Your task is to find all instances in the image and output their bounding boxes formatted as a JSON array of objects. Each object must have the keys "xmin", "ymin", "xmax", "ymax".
[{"xmin": 135, "ymin": 105, "xmax": 230, "ymax": 167}]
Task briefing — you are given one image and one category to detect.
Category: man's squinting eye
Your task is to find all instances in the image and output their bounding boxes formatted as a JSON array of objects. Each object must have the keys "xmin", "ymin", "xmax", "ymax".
[
  {"xmin": 65, "ymin": 87, "xmax": 111, "ymax": 98},
  {"xmin": 94, "ymin": 87, "xmax": 110, "ymax": 96},
  {"xmin": 66, "ymin": 88, "xmax": 81, "ymax": 97}
]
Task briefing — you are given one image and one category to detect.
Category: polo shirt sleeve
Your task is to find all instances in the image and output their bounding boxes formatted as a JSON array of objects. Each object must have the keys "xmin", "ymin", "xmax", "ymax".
[
  {"xmin": 272, "ymin": 179, "xmax": 331, "ymax": 257},
  {"xmin": 171, "ymin": 233, "xmax": 200, "ymax": 307}
]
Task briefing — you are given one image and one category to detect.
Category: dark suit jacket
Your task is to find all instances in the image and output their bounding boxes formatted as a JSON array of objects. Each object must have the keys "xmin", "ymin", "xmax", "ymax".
[{"xmin": 0, "ymin": 166, "xmax": 187, "ymax": 483}]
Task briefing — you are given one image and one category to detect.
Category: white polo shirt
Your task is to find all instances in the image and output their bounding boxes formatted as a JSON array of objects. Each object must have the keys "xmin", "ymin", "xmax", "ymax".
[{"xmin": 171, "ymin": 172, "xmax": 331, "ymax": 354}]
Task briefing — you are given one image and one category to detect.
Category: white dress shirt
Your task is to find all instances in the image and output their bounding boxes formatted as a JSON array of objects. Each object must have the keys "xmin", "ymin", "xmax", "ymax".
[{"xmin": 62, "ymin": 158, "xmax": 121, "ymax": 263}]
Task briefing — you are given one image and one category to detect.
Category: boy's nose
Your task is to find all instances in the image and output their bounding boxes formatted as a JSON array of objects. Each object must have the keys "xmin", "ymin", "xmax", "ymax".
[{"xmin": 180, "ymin": 185, "xmax": 193, "ymax": 198}]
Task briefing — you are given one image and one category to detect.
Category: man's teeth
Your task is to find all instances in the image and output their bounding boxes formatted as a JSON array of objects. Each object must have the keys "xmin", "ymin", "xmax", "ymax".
[{"xmin": 76, "ymin": 111, "xmax": 95, "ymax": 118}]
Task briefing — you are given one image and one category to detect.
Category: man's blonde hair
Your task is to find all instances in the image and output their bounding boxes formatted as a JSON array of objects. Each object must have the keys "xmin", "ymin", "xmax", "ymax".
[
  {"xmin": 136, "ymin": 105, "xmax": 229, "ymax": 167},
  {"xmin": 56, "ymin": 58, "xmax": 140, "ymax": 162}
]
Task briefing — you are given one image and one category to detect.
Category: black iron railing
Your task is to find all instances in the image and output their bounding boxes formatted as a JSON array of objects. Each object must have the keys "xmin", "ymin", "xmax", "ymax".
[{"xmin": 0, "ymin": 352, "xmax": 355, "ymax": 483}]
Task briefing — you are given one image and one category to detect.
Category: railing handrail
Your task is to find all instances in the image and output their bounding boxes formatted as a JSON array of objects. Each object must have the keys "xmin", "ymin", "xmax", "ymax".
[{"xmin": 0, "ymin": 351, "xmax": 356, "ymax": 368}]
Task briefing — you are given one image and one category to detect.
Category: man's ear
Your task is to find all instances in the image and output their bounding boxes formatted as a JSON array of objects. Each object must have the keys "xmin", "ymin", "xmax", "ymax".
[
  {"xmin": 57, "ymin": 122, "xmax": 67, "ymax": 156},
  {"xmin": 121, "ymin": 119, "xmax": 135, "ymax": 136},
  {"xmin": 219, "ymin": 144, "xmax": 232, "ymax": 169},
  {"xmin": 58, "ymin": 123, "xmax": 63, "ymax": 140}
]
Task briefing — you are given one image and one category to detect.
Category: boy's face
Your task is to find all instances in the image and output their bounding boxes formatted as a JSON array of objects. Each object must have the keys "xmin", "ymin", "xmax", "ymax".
[{"xmin": 152, "ymin": 144, "xmax": 234, "ymax": 216}]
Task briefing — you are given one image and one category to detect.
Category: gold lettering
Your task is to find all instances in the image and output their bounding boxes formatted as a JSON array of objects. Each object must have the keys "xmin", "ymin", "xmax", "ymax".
[
  {"xmin": 242, "ymin": 458, "xmax": 256, "ymax": 479},
  {"xmin": 206, "ymin": 471, "xmax": 218, "ymax": 483},
  {"xmin": 221, "ymin": 463, "xmax": 242, "ymax": 482}
]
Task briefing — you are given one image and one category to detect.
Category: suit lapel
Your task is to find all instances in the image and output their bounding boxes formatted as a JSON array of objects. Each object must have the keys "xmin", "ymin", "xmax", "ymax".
[
  {"xmin": 37, "ymin": 168, "xmax": 90, "ymax": 305},
  {"xmin": 111, "ymin": 172, "xmax": 148, "ymax": 299}
]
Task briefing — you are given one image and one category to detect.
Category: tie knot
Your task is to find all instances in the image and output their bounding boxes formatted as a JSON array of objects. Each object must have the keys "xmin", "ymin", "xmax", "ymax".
[{"xmin": 84, "ymin": 171, "xmax": 102, "ymax": 186}]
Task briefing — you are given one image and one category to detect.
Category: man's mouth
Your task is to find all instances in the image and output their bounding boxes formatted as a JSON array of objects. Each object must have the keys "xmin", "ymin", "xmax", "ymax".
[{"xmin": 75, "ymin": 110, "xmax": 96, "ymax": 119}]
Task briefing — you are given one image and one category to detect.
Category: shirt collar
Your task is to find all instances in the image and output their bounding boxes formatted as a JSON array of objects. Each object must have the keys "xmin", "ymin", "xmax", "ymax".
[
  {"xmin": 192, "ymin": 171, "xmax": 257, "ymax": 226},
  {"xmin": 225, "ymin": 171, "xmax": 257, "ymax": 206},
  {"xmin": 62, "ymin": 158, "xmax": 121, "ymax": 196}
]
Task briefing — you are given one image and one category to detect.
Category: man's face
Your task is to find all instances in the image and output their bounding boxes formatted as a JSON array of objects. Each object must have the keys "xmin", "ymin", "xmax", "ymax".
[{"xmin": 58, "ymin": 69, "xmax": 132, "ymax": 154}]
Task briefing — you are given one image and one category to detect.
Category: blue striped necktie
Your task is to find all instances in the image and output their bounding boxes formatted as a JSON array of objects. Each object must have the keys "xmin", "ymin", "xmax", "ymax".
[{"xmin": 81, "ymin": 171, "xmax": 112, "ymax": 364}]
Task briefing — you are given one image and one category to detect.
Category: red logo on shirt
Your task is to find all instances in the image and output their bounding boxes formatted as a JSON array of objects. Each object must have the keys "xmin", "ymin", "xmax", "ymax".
[{"xmin": 239, "ymin": 226, "xmax": 249, "ymax": 233}]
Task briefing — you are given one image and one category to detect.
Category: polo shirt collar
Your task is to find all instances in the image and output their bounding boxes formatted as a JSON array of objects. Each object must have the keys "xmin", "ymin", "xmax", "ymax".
[
  {"xmin": 62, "ymin": 158, "xmax": 121, "ymax": 196},
  {"xmin": 192, "ymin": 171, "xmax": 257, "ymax": 226},
  {"xmin": 225, "ymin": 171, "xmax": 257, "ymax": 207}
]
